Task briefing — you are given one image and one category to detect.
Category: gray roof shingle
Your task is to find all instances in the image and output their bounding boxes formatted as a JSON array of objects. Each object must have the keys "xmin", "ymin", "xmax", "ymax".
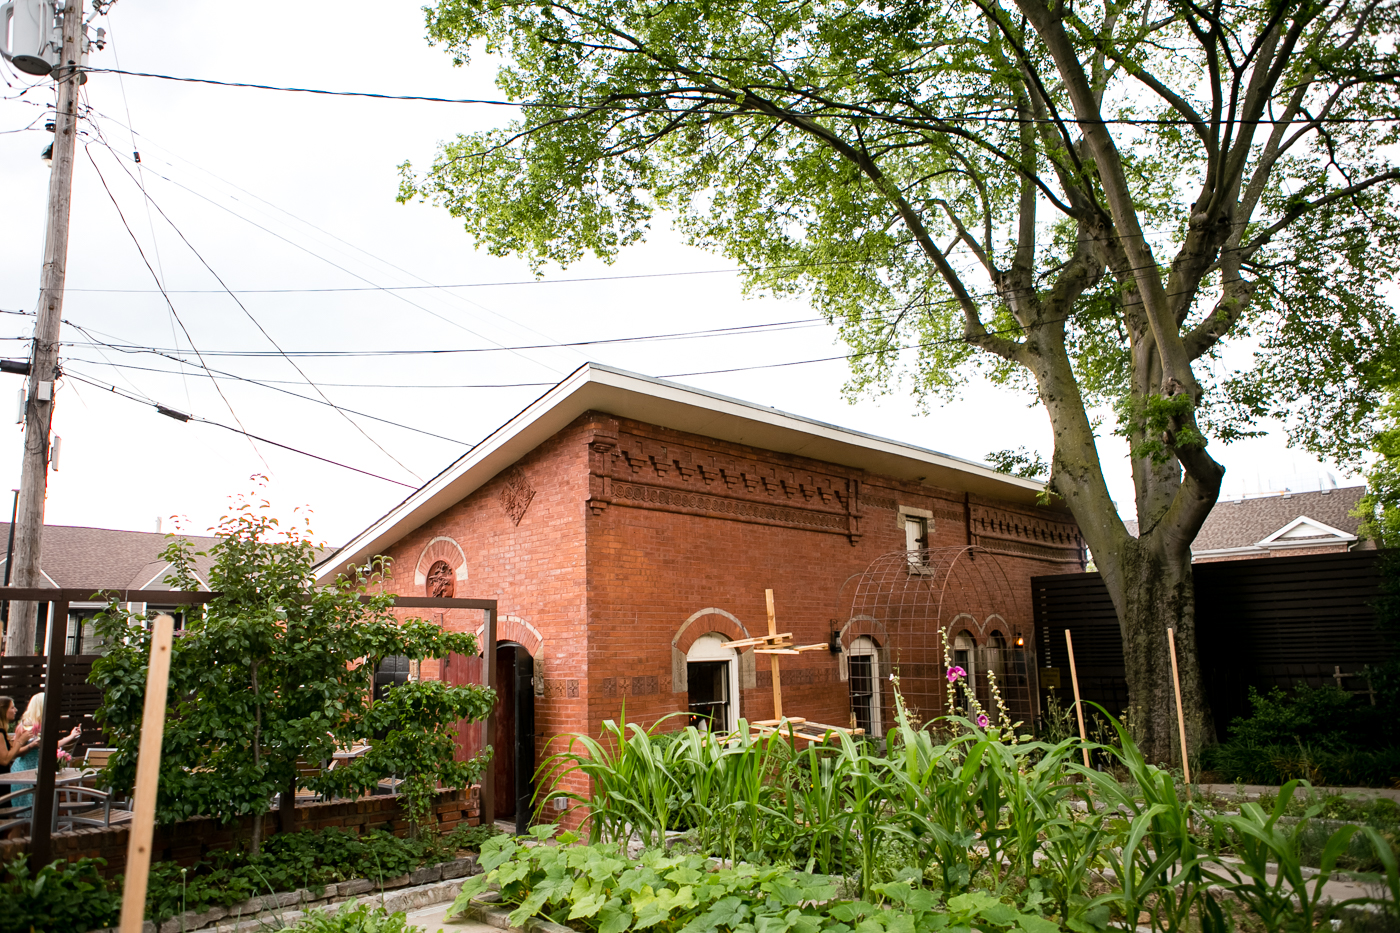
[{"xmin": 0, "ymin": 524, "xmax": 221, "ymax": 591}]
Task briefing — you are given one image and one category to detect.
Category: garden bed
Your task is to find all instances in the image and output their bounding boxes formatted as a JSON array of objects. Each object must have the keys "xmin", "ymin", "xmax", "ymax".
[{"xmin": 91, "ymin": 858, "xmax": 477, "ymax": 933}]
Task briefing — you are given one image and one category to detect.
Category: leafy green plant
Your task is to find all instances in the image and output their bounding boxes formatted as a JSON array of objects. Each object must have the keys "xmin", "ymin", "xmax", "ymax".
[
  {"xmin": 0, "ymin": 856, "xmax": 119, "ymax": 933},
  {"xmin": 448, "ymin": 829, "xmax": 1062, "ymax": 933},
  {"xmin": 143, "ymin": 828, "xmax": 448, "ymax": 923},
  {"xmin": 533, "ymin": 690, "xmax": 1400, "ymax": 930},
  {"xmin": 89, "ymin": 491, "xmax": 495, "ymax": 845}
]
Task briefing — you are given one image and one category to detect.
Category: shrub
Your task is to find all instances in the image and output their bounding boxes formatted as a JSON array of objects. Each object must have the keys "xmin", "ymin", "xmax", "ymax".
[
  {"xmin": 90, "ymin": 493, "xmax": 494, "ymax": 845},
  {"xmin": 0, "ymin": 857, "xmax": 119, "ymax": 933}
]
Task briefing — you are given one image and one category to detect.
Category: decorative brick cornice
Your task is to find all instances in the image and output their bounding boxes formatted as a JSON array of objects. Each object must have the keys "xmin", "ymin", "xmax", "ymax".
[{"xmin": 611, "ymin": 481, "xmax": 850, "ymax": 534}]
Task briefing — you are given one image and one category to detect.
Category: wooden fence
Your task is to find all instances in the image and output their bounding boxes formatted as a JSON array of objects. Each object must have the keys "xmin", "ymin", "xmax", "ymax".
[
  {"xmin": 0, "ymin": 653, "xmax": 106, "ymax": 753},
  {"xmin": 1032, "ymin": 550, "xmax": 1389, "ymax": 739}
]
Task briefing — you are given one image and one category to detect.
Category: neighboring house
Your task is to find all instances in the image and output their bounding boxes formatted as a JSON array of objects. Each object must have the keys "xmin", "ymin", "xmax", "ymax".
[
  {"xmin": 316, "ymin": 363, "xmax": 1087, "ymax": 824},
  {"xmin": 0, "ymin": 523, "xmax": 219, "ymax": 654},
  {"xmin": 1122, "ymin": 486, "xmax": 1369, "ymax": 563}
]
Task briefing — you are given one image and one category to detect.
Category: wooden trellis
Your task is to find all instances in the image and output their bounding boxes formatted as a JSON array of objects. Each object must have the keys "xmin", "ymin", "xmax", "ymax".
[{"xmin": 723, "ymin": 589, "xmax": 863, "ymax": 745}]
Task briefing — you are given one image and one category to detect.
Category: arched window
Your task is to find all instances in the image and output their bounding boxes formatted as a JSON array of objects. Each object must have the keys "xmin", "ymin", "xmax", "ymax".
[
  {"xmin": 687, "ymin": 634, "xmax": 739, "ymax": 731},
  {"xmin": 848, "ymin": 636, "xmax": 882, "ymax": 737}
]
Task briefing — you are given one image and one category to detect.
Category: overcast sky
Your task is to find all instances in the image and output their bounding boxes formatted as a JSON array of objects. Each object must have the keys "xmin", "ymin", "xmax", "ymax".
[{"xmin": 0, "ymin": 0, "xmax": 1354, "ymax": 550}]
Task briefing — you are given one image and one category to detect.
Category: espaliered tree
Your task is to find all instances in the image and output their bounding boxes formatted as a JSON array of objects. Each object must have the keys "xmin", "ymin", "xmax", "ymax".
[
  {"xmin": 400, "ymin": 0, "xmax": 1400, "ymax": 760},
  {"xmin": 90, "ymin": 497, "xmax": 495, "ymax": 849}
]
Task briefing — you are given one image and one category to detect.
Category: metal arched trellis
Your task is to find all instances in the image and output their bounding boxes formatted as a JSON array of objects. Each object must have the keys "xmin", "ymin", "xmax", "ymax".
[{"xmin": 842, "ymin": 546, "xmax": 1035, "ymax": 732}]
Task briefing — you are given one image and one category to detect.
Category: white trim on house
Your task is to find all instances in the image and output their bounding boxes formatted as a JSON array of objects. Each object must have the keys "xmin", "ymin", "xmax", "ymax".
[
  {"xmin": 1255, "ymin": 515, "xmax": 1358, "ymax": 546},
  {"xmin": 315, "ymin": 363, "xmax": 1050, "ymax": 582},
  {"xmin": 1191, "ymin": 515, "xmax": 1359, "ymax": 560}
]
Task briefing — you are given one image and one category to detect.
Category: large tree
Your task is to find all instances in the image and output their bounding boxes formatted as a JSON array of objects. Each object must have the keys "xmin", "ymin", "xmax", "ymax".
[{"xmin": 401, "ymin": 0, "xmax": 1400, "ymax": 760}]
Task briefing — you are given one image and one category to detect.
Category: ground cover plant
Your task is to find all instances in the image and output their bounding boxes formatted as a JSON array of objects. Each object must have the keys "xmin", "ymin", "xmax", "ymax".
[
  {"xmin": 142, "ymin": 822, "xmax": 500, "ymax": 923},
  {"xmin": 513, "ymin": 695, "xmax": 1400, "ymax": 933},
  {"xmin": 0, "ymin": 822, "xmax": 500, "ymax": 932},
  {"xmin": 0, "ymin": 856, "xmax": 119, "ymax": 933}
]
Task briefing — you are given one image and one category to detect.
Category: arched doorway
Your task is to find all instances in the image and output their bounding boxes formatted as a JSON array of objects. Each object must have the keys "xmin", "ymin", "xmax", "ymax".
[{"xmin": 493, "ymin": 642, "xmax": 536, "ymax": 833}]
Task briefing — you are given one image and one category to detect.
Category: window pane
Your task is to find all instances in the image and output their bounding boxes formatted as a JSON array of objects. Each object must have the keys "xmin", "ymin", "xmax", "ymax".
[
  {"xmin": 687, "ymin": 660, "xmax": 730, "ymax": 731},
  {"xmin": 849, "ymin": 655, "xmax": 874, "ymax": 735}
]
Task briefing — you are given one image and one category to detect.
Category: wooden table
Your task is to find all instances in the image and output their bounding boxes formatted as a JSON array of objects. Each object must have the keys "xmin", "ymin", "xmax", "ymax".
[{"xmin": 7, "ymin": 767, "xmax": 95, "ymax": 788}]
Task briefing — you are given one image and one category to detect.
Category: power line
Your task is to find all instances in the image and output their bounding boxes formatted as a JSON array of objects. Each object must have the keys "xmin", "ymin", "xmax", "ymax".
[
  {"xmin": 91, "ymin": 144, "xmax": 425, "ymax": 482},
  {"xmin": 63, "ymin": 371, "xmax": 418, "ymax": 489},
  {"xmin": 80, "ymin": 67, "xmax": 1400, "ymax": 126},
  {"xmin": 57, "ymin": 317, "xmax": 828, "ymax": 358},
  {"xmin": 83, "ymin": 144, "xmax": 272, "ymax": 470},
  {"xmin": 85, "ymin": 127, "xmax": 570, "ymax": 378}
]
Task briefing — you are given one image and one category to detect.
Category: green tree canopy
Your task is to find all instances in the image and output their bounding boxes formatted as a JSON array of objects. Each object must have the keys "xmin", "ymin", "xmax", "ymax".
[
  {"xmin": 91, "ymin": 497, "xmax": 494, "ymax": 845},
  {"xmin": 401, "ymin": 0, "xmax": 1400, "ymax": 759}
]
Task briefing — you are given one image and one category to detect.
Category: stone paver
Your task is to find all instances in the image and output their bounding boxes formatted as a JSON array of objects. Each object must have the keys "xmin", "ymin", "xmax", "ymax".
[{"xmin": 404, "ymin": 901, "xmax": 499, "ymax": 933}]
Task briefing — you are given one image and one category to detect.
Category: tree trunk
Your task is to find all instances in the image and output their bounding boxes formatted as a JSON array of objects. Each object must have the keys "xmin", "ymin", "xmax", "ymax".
[
  {"xmin": 280, "ymin": 774, "xmax": 297, "ymax": 834},
  {"xmin": 1100, "ymin": 535, "xmax": 1215, "ymax": 766}
]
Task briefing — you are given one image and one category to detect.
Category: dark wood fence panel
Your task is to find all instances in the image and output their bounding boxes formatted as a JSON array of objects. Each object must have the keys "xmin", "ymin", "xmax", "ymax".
[
  {"xmin": 0, "ymin": 653, "xmax": 107, "ymax": 754},
  {"xmin": 1032, "ymin": 550, "xmax": 1388, "ymax": 739}
]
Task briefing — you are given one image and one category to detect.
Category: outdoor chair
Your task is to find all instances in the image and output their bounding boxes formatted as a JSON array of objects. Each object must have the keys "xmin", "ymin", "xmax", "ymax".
[
  {"xmin": 294, "ymin": 757, "xmax": 327, "ymax": 804},
  {"xmin": 54, "ymin": 784, "xmax": 128, "ymax": 831},
  {"xmin": 0, "ymin": 787, "xmax": 33, "ymax": 835},
  {"xmin": 80, "ymin": 747, "xmax": 131, "ymax": 811}
]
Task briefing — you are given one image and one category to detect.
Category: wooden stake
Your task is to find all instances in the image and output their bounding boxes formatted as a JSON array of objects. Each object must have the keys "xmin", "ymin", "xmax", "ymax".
[
  {"xmin": 1064, "ymin": 629, "xmax": 1090, "ymax": 769},
  {"xmin": 765, "ymin": 589, "xmax": 782, "ymax": 721},
  {"xmin": 1166, "ymin": 627, "xmax": 1192, "ymax": 787},
  {"xmin": 119, "ymin": 615, "xmax": 175, "ymax": 933}
]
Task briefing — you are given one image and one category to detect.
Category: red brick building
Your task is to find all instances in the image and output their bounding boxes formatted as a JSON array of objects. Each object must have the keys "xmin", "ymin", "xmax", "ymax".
[{"xmin": 317, "ymin": 364, "xmax": 1083, "ymax": 822}]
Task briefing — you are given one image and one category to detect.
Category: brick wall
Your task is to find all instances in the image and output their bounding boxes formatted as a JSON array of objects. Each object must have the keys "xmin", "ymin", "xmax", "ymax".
[
  {"xmin": 0, "ymin": 788, "xmax": 480, "ymax": 877},
  {"xmin": 372, "ymin": 410, "xmax": 1083, "ymax": 821}
]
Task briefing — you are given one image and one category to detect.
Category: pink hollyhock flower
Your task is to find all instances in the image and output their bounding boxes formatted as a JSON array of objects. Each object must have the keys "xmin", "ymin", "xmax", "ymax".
[
  {"xmin": 977, "ymin": 714, "xmax": 990, "ymax": 728},
  {"xmin": 946, "ymin": 666, "xmax": 966, "ymax": 682}
]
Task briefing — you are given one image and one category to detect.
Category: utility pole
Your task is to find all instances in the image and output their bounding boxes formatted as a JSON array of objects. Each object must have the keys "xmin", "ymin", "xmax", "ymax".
[{"xmin": 5, "ymin": 2, "xmax": 84, "ymax": 657}]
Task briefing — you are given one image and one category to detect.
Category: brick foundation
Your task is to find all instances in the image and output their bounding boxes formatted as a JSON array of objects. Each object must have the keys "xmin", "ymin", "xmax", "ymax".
[{"xmin": 0, "ymin": 786, "xmax": 481, "ymax": 876}]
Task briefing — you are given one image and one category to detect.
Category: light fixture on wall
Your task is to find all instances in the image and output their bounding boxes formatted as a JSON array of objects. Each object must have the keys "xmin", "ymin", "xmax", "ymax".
[
  {"xmin": 1015, "ymin": 635, "xmax": 1025, "ymax": 647},
  {"xmin": 828, "ymin": 623, "xmax": 843, "ymax": 654}
]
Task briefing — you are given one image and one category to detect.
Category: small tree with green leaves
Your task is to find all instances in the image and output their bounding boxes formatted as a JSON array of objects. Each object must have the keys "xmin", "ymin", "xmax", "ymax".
[{"xmin": 90, "ymin": 497, "xmax": 495, "ymax": 850}]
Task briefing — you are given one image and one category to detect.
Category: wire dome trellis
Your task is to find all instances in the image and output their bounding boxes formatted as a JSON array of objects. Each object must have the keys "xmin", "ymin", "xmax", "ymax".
[{"xmin": 843, "ymin": 546, "xmax": 1035, "ymax": 732}]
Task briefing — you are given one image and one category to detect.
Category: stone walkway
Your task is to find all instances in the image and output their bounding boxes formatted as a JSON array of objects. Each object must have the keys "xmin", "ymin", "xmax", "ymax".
[{"xmin": 403, "ymin": 901, "xmax": 498, "ymax": 933}]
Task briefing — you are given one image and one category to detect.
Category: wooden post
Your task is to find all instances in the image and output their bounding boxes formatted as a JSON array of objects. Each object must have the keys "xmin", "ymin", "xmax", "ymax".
[
  {"xmin": 765, "ymin": 590, "xmax": 782, "ymax": 720},
  {"xmin": 119, "ymin": 615, "xmax": 175, "ymax": 933},
  {"xmin": 29, "ymin": 599, "xmax": 69, "ymax": 866},
  {"xmin": 1064, "ymin": 629, "xmax": 1090, "ymax": 769},
  {"xmin": 6, "ymin": 0, "xmax": 83, "ymax": 659},
  {"xmin": 481, "ymin": 607, "xmax": 498, "ymax": 826},
  {"xmin": 1166, "ymin": 627, "xmax": 1192, "ymax": 787}
]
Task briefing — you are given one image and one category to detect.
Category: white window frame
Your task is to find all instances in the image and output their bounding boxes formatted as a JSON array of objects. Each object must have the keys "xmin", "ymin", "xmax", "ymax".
[
  {"xmin": 898, "ymin": 506, "xmax": 934, "ymax": 572},
  {"xmin": 686, "ymin": 633, "xmax": 740, "ymax": 731},
  {"xmin": 847, "ymin": 635, "xmax": 882, "ymax": 737}
]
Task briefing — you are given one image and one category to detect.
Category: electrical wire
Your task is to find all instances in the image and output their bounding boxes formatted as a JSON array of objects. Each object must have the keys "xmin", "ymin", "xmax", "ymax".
[
  {"xmin": 58, "ymin": 317, "xmax": 828, "ymax": 357},
  {"xmin": 84, "ymin": 131, "xmax": 569, "ymax": 379},
  {"xmin": 85, "ymin": 110, "xmax": 602, "ymax": 366},
  {"xmin": 62, "ymin": 370, "xmax": 417, "ymax": 488},
  {"xmin": 91, "ymin": 143, "xmax": 425, "ymax": 482},
  {"xmin": 62, "ymin": 321, "xmax": 471, "ymax": 445},
  {"xmin": 82, "ymin": 143, "xmax": 272, "ymax": 470},
  {"xmin": 79, "ymin": 67, "xmax": 1400, "ymax": 126}
]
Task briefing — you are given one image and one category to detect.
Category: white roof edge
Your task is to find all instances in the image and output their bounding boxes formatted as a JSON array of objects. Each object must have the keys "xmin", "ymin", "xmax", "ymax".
[
  {"xmin": 1255, "ymin": 515, "xmax": 1358, "ymax": 546},
  {"xmin": 315, "ymin": 362, "xmax": 1052, "ymax": 582}
]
